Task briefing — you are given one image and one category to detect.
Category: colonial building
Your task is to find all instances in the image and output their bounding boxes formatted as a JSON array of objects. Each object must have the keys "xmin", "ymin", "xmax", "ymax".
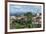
[{"xmin": 32, "ymin": 13, "xmax": 41, "ymax": 24}]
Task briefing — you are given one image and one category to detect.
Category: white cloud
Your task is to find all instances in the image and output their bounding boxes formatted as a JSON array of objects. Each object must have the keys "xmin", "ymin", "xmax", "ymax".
[{"xmin": 12, "ymin": 6, "xmax": 22, "ymax": 8}]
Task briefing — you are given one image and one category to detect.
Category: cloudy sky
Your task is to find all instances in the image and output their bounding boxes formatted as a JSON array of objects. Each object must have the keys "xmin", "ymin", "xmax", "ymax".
[{"xmin": 10, "ymin": 4, "xmax": 41, "ymax": 14}]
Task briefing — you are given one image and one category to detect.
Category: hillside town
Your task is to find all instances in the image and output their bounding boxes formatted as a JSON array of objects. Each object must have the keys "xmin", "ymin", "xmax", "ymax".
[
  {"xmin": 10, "ymin": 12, "xmax": 41, "ymax": 29},
  {"xmin": 10, "ymin": 13, "xmax": 41, "ymax": 24}
]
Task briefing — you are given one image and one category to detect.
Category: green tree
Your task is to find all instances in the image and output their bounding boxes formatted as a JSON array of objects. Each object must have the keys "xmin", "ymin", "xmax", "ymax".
[{"xmin": 24, "ymin": 12, "xmax": 33, "ymax": 28}]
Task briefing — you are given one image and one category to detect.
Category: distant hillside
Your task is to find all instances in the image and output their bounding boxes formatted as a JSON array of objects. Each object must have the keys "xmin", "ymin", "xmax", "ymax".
[
  {"xmin": 10, "ymin": 12, "xmax": 25, "ymax": 16},
  {"xmin": 10, "ymin": 11, "xmax": 39, "ymax": 17}
]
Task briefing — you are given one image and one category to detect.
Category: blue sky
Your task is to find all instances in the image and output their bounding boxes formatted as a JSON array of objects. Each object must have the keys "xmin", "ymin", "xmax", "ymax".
[{"xmin": 10, "ymin": 4, "xmax": 41, "ymax": 14}]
